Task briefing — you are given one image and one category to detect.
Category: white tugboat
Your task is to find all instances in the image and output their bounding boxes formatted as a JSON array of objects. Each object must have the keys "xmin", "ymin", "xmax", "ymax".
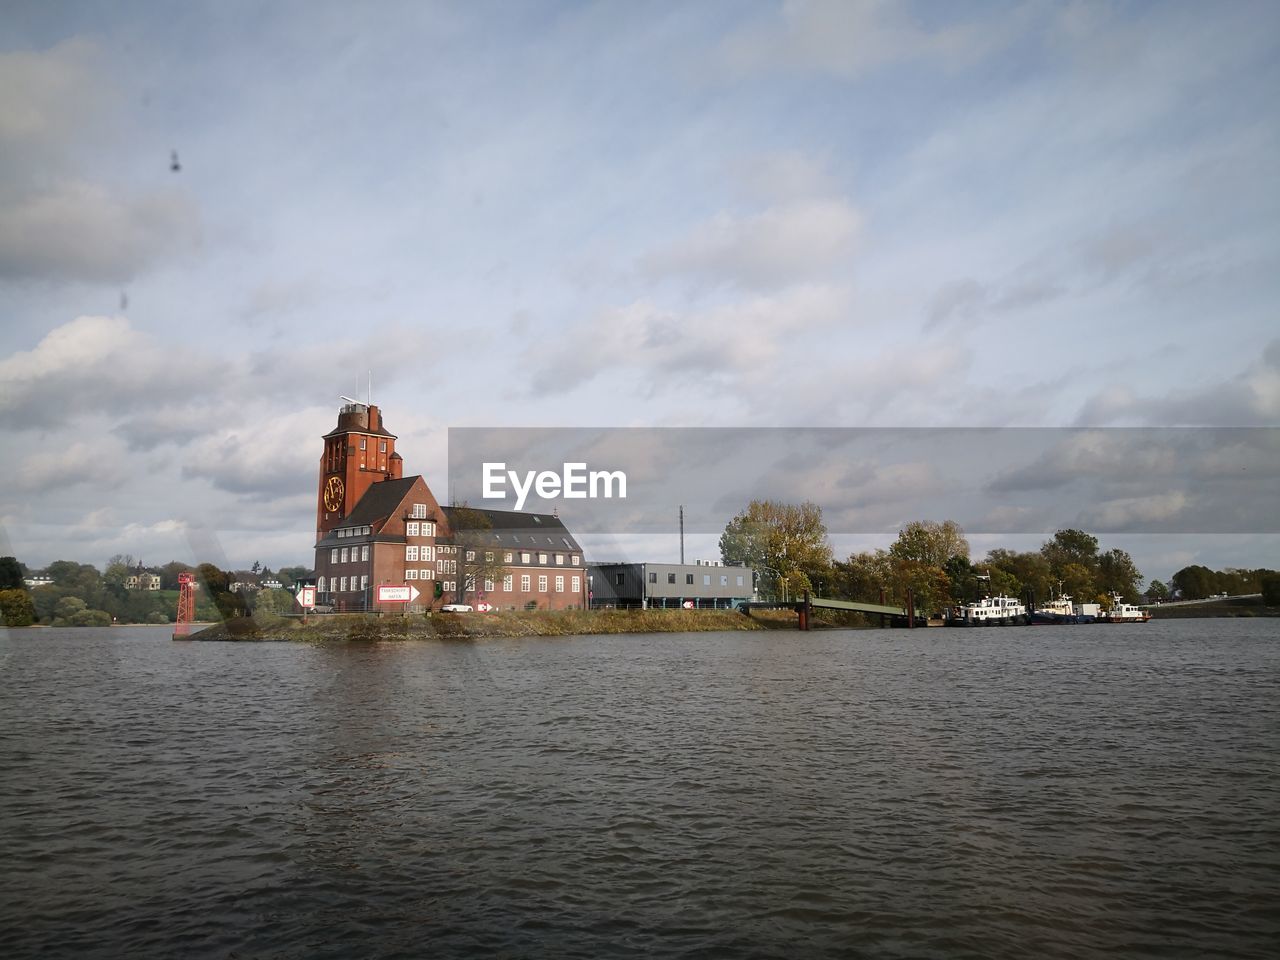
[
  {"xmin": 1099, "ymin": 593, "xmax": 1152, "ymax": 623},
  {"xmin": 950, "ymin": 594, "xmax": 1028, "ymax": 626}
]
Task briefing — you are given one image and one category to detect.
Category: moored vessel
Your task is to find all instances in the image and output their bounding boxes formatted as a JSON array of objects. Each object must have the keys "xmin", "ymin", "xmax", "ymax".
[
  {"xmin": 1099, "ymin": 593, "xmax": 1152, "ymax": 623},
  {"xmin": 1030, "ymin": 594, "xmax": 1100, "ymax": 624},
  {"xmin": 950, "ymin": 594, "xmax": 1027, "ymax": 626}
]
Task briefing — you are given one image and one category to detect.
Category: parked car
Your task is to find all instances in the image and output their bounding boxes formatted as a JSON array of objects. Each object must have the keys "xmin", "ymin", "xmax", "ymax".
[{"xmin": 440, "ymin": 604, "xmax": 473, "ymax": 613}]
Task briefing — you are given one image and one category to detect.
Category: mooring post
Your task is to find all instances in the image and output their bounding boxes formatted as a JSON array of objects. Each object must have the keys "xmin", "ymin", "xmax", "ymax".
[
  {"xmin": 907, "ymin": 587, "xmax": 915, "ymax": 629},
  {"xmin": 798, "ymin": 590, "xmax": 811, "ymax": 631}
]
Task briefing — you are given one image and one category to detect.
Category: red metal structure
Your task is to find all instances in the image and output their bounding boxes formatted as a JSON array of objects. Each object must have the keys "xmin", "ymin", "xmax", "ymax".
[{"xmin": 174, "ymin": 572, "xmax": 196, "ymax": 639}]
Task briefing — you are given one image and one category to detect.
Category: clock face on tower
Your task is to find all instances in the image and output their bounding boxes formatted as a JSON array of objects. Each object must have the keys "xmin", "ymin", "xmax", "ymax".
[{"xmin": 323, "ymin": 475, "xmax": 345, "ymax": 513}]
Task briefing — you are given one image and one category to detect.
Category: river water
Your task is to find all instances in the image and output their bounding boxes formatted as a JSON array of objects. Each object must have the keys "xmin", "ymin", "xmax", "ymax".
[{"xmin": 0, "ymin": 619, "xmax": 1276, "ymax": 959}]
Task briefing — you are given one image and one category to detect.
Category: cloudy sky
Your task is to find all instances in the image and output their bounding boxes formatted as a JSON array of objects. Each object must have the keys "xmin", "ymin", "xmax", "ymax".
[{"xmin": 1, "ymin": 0, "xmax": 1276, "ymax": 581}]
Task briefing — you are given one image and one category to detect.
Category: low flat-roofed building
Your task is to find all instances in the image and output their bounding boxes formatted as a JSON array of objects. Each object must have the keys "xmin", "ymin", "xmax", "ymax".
[{"xmin": 588, "ymin": 560, "xmax": 754, "ymax": 609}]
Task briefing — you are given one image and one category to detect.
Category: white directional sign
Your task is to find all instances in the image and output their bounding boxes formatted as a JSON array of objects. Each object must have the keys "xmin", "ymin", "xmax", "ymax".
[
  {"xmin": 296, "ymin": 586, "xmax": 316, "ymax": 608},
  {"xmin": 377, "ymin": 584, "xmax": 420, "ymax": 603}
]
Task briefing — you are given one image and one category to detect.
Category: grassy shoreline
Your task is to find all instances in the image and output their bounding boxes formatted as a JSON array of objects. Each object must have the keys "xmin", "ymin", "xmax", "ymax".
[{"xmin": 188, "ymin": 608, "xmax": 798, "ymax": 641}]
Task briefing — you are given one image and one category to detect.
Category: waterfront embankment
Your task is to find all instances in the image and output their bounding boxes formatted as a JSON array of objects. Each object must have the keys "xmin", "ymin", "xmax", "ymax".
[{"xmin": 189, "ymin": 607, "xmax": 817, "ymax": 641}]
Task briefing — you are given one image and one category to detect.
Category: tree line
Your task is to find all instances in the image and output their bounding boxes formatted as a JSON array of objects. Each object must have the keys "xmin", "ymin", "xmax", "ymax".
[
  {"xmin": 0, "ymin": 556, "xmax": 312, "ymax": 628},
  {"xmin": 717, "ymin": 500, "xmax": 1280, "ymax": 615}
]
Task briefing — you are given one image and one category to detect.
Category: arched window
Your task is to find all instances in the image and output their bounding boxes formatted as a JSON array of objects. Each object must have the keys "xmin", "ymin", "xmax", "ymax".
[{"xmin": 317, "ymin": 576, "xmax": 326, "ymax": 593}]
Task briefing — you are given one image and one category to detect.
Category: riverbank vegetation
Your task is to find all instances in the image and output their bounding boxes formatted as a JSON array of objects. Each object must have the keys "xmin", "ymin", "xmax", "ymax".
[{"xmin": 192, "ymin": 607, "xmax": 782, "ymax": 642}]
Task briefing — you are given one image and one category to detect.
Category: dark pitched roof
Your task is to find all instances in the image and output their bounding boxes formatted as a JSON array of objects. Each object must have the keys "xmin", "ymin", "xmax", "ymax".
[
  {"xmin": 344, "ymin": 477, "xmax": 424, "ymax": 526},
  {"xmin": 441, "ymin": 505, "xmax": 584, "ymax": 553}
]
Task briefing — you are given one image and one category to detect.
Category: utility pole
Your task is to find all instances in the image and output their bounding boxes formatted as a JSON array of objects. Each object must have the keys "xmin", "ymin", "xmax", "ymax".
[{"xmin": 679, "ymin": 505, "xmax": 685, "ymax": 565}]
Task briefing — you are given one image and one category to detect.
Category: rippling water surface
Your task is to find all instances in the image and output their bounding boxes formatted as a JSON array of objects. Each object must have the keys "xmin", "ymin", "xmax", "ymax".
[{"xmin": 1, "ymin": 619, "xmax": 1277, "ymax": 958}]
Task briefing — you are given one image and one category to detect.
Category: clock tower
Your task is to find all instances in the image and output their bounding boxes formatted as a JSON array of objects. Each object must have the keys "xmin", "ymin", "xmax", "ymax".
[{"xmin": 316, "ymin": 402, "xmax": 403, "ymax": 539}]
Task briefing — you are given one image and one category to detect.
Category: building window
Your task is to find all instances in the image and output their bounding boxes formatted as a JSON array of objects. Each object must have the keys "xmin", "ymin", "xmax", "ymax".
[
  {"xmin": 571, "ymin": 576, "xmax": 580, "ymax": 592},
  {"xmin": 555, "ymin": 576, "xmax": 564, "ymax": 592},
  {"xmin": 521, "ymin": 575, "xmax": 531, "ymax": 592},
  {"xmin": 504, "ymin": 552, "xmax": 513, "ymax": 562},
  {"xmin": 539, "ymin": 553, "xmax": 548, "ymax": 564},
  {"xmin": 503, "ymin": 575, "xmax": 513, "ymax": 591},
  {"xmin": 555, "ymin": 554, "xmax": 564, "ymax": 565},
  {"xmin": 466, "ymin": 550, "xmax": 476, "ymax": 562},
  {"xmin": 420, "ymin": 546, "xmax": 433, "ymax": 562},
  {"xmin": 406, "ymin": 569, "xmax": 417, "ymax": 580},
  {"xmin": 406, "ymin": 521, "xmax": 419, "ymax": 536},
  {"xmin": 538, "ymin": 575, "xmax": 548, "ymax": 592},
  {"xmin": 485, "ymin": 551, "xmax": 493, "ymax": 562},
  {"xmin": 667, "ymin": 573, "xmax": 676, "ymax": 584},
  {"xmin": 317, "ymin": 576, "xmax": 326, "ymax": 592},
  {"xmin": 406, "ymin": 545, "xmax": 419, "ymax": 562},
  {"xmin": 444, "ymin": 581, "xmax": 455, "ymax": 592},
  {"xmin": 340, "ymin": 547, "xmax": 348, "ymax": 564},
  {"xmin": 614, "ymin": 573, "xmax": 625, "ymax": 586},
  {"xmin": 420, "ymin": 569, "xmax": 430, "ymax": 580},
  {"xmin": 721, "ymin": 576, "xmax": 728, "ymax": 586},
  {"xmin": 649, "ymin": 572, "xmax": 657, "ymax": 583},
  {"xmin": 340, "ymin": 576, "xmax": 348, "ymax": 591},
  {"xmin": 704, "ymin": 575, "xmax": 711, "ymax": 586},
  {"xmin": 330, "ymin": 549, "xmax": 338, "ymax": 563},
  {"xmin": 422, "ymin": 521, "xmax": 435, "ymax": 536},
  {"xmin": 361, "ymin": 545, "xmax": 369, "ymax": 562},
  {"xmin": 687, "ymin": 574, "xmax": 694, "ymax": 585},
  {"xmin": 412, "ymin": 503, "xmax": 426, "ymax": 518},
  {"xmin": 521, "ymin": 552, "xmax": 531, "ymax": 563},
  {"xmin": 572, "ymin": 555, "xmax": 580, "ymax": 565},
  {"xmin": 736, "ymin": 576, "xmax": 744, "ymax": 587},
  {"xmin": 485, "ymin": 579, "xmax": 494, "ymax": 592}
]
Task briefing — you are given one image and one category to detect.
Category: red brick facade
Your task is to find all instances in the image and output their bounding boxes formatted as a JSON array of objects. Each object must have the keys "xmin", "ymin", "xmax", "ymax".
[{"xmin": 313, "ymin": 404, "xmax": 587, "ymax": 613}]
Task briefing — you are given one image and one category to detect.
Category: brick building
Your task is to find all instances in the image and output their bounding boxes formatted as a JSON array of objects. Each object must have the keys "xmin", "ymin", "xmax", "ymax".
[{"xmin": 313, "ymin": 402, "xmax": 587, "ymax": 612}]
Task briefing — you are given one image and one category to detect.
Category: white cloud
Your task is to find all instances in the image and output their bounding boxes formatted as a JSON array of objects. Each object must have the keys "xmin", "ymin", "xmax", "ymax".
[
  {"xmin": 642, "ymin": 198, "xmax": 860, "ymax": 291},
  {"xmin": 722, "ymin": 0, "xmax": 1016, "ymax": 78}
]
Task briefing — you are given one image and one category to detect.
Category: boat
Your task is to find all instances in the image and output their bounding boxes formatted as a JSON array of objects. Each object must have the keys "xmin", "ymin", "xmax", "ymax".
[
  {"xmin": 1030, "ymin": 594, "xmax": 1100, "ymax": 624},
  {"xmin": 950, "ymin": 595, "xmax": 1027, "ymax": 626},
  {"xmin": 1099, "ymin": 593, "xmax": 1152, "ymax": 623}
]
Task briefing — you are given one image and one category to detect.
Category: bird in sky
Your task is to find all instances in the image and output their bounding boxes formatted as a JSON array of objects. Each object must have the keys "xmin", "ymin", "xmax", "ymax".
[{"xmin": 170, "ymin": 149, "xmax": 181, "ymax": 172}]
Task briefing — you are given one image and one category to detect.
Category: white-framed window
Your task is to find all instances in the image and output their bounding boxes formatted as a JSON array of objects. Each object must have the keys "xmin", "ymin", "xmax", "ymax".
[
  {"xmin": 406, "ymin": 569, "xmax": 417, "ymax": 579},
  {"xmin": 736, "ymin": 576, "xmax": 744, "ymax": 587},
  {"xmin": 406, "ymin": 545, "xmax": 419, "ymax": 562},
  {"xmin": 721, "ymin": 576, "xmax": 728, "ymax": 586},
  {"xmin": 330, "ymin": 548, "xmax": 338, "ymax": 563},
  {"xmin": 444, "ymin": 580, "xmax": 455, "ymax": 592},
  {"xmin": 539, "ymin": 553, "xmax": 548, "ymax": 564},
  {"xmin": 340, "ymin": 547, "xmax": 348, "ymax": 563},
  {"xmin": 361, "ymin": 575, "xmax": 368, "ymax": 590},
  {"xmin": 571, "ymin": 576, "xmax": 580, "ymax": 592},
  {"xmin": 555, "ymin": 576, "xmax": 564, "ymax": 592},
  {"xmin": 340, "ymin": 576, "xmax": 348, "ymax": 591},
  {"xmin": 521, "ymin": 552, "xmax": 531, "ymax": 563},
  {"xmin": 485, "ymin": 551, "xmax": 493, "ymax": 562},
  {"xmin": 538, "ymin": 575, "xmax": 548, "ymax": 592},
  {"xmin": 555, "ymin": 554, "xmax": 564, "ymax": 565},
  {"xmin": 466, "ymin": 550, "xmax": 476, "ymax": 562},
  {"xmin": 521, "ymin": 575, "xmax": 531, "ymax": 592},
  {"xmin": 317, "ymin": 576, "xmax": 326, "ymax": 592},
  {"xmin": 422, "ymin": 521, "xmax": 435, "ymax": 536},
  {"xmin": 361, "ymin": 545, "xmax": 369, "ymax": 562},
  {"xmin": 421, "ymin": 546, "xmax": 434, "ymax": 562},
  {"xmin": 412, "ymin": 503, "xmax": 427, "ymax": 518},
  {"xmin": 420, "ymin": 569, "xmax": 431, "ymax": 580},
  {"xmin": 484, "ymin": 579, "xmax": 494, "ymax": 592},
  {"xmin": 406, "ymin": 521, "xmax": 419, "ymax": 536},
  {"xmin": 572, "ymin": 555, "xmax": 580, "ymax": 565},
  {"xmin": 704, "ymin": 575, "xmax": 711, "ymax": 586},
  {"xmin": 504, "ymin": 552, "xmax": 513, "ymax": 562},
  {"xmin": 503, "ymin": 575, "xmax": 513, "ymax": 591}
]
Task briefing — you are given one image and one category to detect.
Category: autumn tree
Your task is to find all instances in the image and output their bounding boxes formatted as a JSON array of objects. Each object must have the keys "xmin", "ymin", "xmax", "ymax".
[
  {"xmin": 0, "ymin": 556, "xmax": 25, "ymax": 590},
  {"xmin": 0, "ymin": 589, "xmax": 35, "ymax": 627},
  {"xmin": 445, "ymin": 507, "xmax": 509, "ymax": 606},
  {"xmin": 719, "ymin": 500, "xmax": 832, "ymax": 600},
  {"xmin": 1097, "ymin": 548, "xmax": 1143, "ymax": 601}
]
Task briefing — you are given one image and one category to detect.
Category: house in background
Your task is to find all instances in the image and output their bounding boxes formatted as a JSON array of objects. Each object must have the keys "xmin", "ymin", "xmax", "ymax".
[{"xmin": 588, "ymin": 560, "xmax": 755, "ymax": 609}]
